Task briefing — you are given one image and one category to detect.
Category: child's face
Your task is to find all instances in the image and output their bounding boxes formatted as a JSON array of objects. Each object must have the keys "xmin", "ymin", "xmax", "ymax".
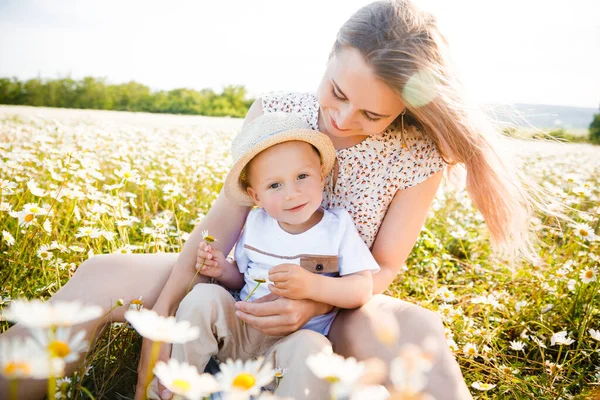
[{"xmin": 246, "ymin": 141, "xmax": 325, "ymax": 227}]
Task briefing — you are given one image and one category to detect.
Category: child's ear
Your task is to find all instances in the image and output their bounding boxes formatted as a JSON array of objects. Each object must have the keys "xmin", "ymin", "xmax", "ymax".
[{"xmin": 246, "ymin": 186, "xmax": 261, "ymax": 207}]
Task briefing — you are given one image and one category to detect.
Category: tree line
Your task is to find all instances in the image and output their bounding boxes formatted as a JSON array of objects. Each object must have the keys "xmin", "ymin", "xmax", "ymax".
[{"xmin": 0, "ymin": 77, "xmax": 253, "ymax": 118}]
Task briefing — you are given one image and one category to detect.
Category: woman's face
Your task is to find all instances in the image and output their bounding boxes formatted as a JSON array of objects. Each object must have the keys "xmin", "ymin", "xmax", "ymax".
[{"xmin": 316, "ymin": 46, "xmax": 405, "ymax": 139}]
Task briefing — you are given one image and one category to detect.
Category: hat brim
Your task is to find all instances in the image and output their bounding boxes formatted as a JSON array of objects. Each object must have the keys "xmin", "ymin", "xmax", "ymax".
[{"xmin": 224, "ymin": 129, "xmax": 336, "ymax": 206}]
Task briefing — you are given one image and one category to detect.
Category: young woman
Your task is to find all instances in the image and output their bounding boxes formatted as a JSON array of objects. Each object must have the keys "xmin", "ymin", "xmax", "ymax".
[{"xmin": 3, "ymin": 1, "xmax": 541, "ymax": 399}]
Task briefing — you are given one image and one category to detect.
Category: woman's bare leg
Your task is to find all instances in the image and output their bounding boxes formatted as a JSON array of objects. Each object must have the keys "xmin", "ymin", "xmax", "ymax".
[
  {"xmin": 0, "ymin": 252, "xmax": 178, "ymax": 399},
  {"xmin": 328, "ymin": 294, "xmax": 472, "ymax": 400}
]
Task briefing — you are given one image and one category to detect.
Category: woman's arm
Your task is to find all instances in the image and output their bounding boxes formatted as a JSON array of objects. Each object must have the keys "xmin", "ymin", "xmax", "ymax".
[{"xmin": 370, "ymin": 170, "xmax": 444, "ymax": 294}]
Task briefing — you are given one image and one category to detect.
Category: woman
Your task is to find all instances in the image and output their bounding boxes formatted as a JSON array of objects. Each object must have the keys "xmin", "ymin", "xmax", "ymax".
[{"xmin": 3, "ymin": 1, "xmax": 539, "ymax": 399}]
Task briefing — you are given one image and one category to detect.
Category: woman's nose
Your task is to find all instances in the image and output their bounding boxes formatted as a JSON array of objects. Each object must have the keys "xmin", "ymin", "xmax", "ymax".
[{"xmin": 336, "ymin": 104, "xmax": 354, "ymax": 129}]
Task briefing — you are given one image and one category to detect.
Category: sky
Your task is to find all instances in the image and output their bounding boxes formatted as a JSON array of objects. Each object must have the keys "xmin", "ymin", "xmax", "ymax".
[{"xmin": 0, "ymin": 0, "xmax": 599, "ymax": 108}]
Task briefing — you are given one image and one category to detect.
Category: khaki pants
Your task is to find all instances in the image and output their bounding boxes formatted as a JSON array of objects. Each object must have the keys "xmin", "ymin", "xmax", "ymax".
[{"xmin": 164, "ymin": 283, "xmax": 331, "ymax": 399}]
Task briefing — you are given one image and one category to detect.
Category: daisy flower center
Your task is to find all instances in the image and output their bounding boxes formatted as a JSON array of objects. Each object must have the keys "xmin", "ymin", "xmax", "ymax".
[
  {"xmin": 232, "ymin": 373, "xmax": 256, "ymax": 390},
  {"xmin": 24, "ymin": 214, "xmax": 34, "ymax": 223},
  {"xmin": 172, "ymin": 379, "xmax": 191, "ymax": 391},
  {"xmin": 131, "ymin": 299, "xmax": 143, "ymax": 305},
  {"xmin": 4, "ymin": 361, "xmax": 31, "ymax": 376},
  {"xmin": 579, "ymin": 229, "xmax": 589, "ymax": 237},
  {"xmin": 49, "ymin": 340, "xmax": 71, "ymax": 358},
  {"xmin": 324, "ymin": 376, "xmax": 340, "ymax": 383},
  {"xmin": 585, "ymin": 270, "xmax": 594, "ymax": 279}
]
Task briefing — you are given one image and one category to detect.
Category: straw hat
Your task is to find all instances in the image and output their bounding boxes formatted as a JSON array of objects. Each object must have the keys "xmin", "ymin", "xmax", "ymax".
[{"xmin": 224, "ymin": 112, "xmax": 336, "ymax": 206}]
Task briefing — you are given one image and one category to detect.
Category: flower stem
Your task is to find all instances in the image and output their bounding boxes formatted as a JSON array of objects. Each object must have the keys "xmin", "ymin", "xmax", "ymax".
[
  {"xmin": 142, "ymin": 341, "xmax": 162, "ymax": 400},
  {"xmin": 186, "ymin": 260, "xmax": 204, "ymax": 294},
  {"xmin": 9, "ymin": 379, "xmax": 18, "ymax": 400}
]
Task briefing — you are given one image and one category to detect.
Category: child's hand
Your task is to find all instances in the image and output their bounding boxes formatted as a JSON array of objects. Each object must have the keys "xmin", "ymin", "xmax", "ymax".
[
  {"xmin": 196, "ymin": 241, "xmax": 225, "ymax": 279},
  {"xmin": 268, "ymin": 263, "xmax": 313, "ymax": 300}
]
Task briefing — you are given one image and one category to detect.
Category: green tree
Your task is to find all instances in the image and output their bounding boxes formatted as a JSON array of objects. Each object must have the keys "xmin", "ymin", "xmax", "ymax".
[{"xmin": 589, "ymin": 112, "xmax": 600, "ymax": 144}]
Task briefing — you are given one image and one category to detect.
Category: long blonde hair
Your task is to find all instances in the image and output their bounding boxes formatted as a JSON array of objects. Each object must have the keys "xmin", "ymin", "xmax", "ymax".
[{"xmin": 334, "ymin": 0, "xmax": 553, "ymax": 261}]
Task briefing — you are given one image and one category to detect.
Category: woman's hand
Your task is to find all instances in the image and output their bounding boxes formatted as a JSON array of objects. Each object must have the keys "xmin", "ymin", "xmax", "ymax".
[
  {"xmin": 135, "ymin": 338, "xmax": 173, "ymax": 400},
  {"xmin": 234, "ymin": 292, "xmax": 333, "ymax": 336},
  {"xmin": 268, "ymin": 263, "xmax": 314, "ymax": 299},
  {"xmin": 196, "ymin": 241, "xmax": 225, "ymax": 279}
]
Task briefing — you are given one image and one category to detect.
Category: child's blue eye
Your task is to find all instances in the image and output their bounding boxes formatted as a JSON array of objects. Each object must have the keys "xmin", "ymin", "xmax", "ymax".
[
  {"xmin": 298, "ymin": 174, "xmax": 308, "ymax": 180},
  {"xmin": 268, "ymin": 183, "xmax": 281, "ymax": 189}
]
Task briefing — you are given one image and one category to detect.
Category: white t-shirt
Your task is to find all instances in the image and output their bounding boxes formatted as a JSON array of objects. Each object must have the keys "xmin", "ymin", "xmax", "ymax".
[{"xmin": 235, "ymin": 207, "xmax": 380, "ymax": 335}]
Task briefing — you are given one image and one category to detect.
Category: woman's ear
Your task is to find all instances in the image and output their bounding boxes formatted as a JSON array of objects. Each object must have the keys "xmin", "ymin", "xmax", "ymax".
[{"xmin": 246, "ymin": 186, "xmax": 261, "ymax": 207}]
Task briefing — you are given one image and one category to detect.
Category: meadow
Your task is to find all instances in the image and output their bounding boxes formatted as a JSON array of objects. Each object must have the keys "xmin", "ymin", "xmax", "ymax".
[{"xmin": 0, "ymin": 105, "xmax": 599, "ymax": 399}]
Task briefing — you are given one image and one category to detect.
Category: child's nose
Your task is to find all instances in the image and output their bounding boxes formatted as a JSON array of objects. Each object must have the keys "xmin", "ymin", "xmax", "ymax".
[{"xmin": 284, "ymin": 183, "xmax": 300, "ymax": 200}]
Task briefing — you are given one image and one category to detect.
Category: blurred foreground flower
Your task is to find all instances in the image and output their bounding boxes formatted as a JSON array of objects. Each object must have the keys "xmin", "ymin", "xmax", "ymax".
[
  {"xmin": 124, "ymin": 309, "xmax": 199, "ymax": 343},
  {"xmin": 0, "ymin": 336, "xmax": 65, "ymax": 379},
  {"xmin": 390, "ymin": 342, "xmax": 436, "ymax": 397},
  {"xmin": 154, "ymin": 359, "xmax": 219, "ymax": 400},
  {"xmin": 306, "ymin": 349, "xmax": 365, "ymax": 397},
  {"xmin": 216, "ymin": 357, "xmax": 273, "ymax": 399},
  {"xmin": 31, "ymin": 327, "xmax": 88, "ymax": 363},
  {"xmin": 1, "ymin": 300, "xmax": 103, "ymax": 327}
]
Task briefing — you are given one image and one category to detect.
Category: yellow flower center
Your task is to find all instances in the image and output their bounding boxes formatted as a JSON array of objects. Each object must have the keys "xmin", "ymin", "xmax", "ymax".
[
  {"xmin": 254, "ymin": 278, "xmax": 266, "ymax": 283},
  {"xmin": 585, "ymin": 270, "xmax": 594, "ymax": 279},
  {"xmin": 324, "ymin": 376, "xmax": 340, "ymax": 383},
  {"xmin": 232, "ymin": 373, "xmax": 256, "ymax": 391},
  {"xmin": 4, "ymin": 361, "xmax": 31, "ymax": 376},
  {"xmin": 172, "ymin": 379, "xmax": 191, "ymax": 392},
  {"xmin": 274, "ymin": 372, "xmax": 284, "ymax": 378},
  {"xmin": 24, "ymin": 213, "xmax": 34, "ymax": 223},
  {"xmin": 131, "ymin": 299, "xmax": 143, "ymax": 305},
  {"xmin": 123, "ymin": 172, "xmax": 132, "ymax": 179},
  {"xmin": 49, "ymin": 340, "xmax": 71, "ymax": 358},
  {"xmin": 467, "ymin": 348, "xmax": 476, "ymax": 355},
  {"xmin": 579, "ymin": 229, "xmax": 589, "ymax": 237},
  {"xmin": 204, "ymin": 236, "xmax": 215, "ymax": 243}
]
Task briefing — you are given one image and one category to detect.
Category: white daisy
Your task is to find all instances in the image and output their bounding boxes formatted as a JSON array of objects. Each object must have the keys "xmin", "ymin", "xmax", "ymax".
[
  {"xmin": 0, "ymin": 336, "xmax": 65, "ymax": 379},
  {"xmin": 572, "ymin": 223, "xmax": 596, "ymax": 241},
  {"xmin": 390, "ymin": 343, "xmax": 434, "ymax": 396},
  {"xmin": 37, "ymin": 244, "xmax": 53, "ymax": 260},
  {"xmin": 350, "ymin": 385, "xmax": 390, "ymax": 400},
  {"xmin": 114, "ymin": 166, "xmax": 140, "ymax": 182},
  {"xmin": 463, "ymin": 343, "xmax": 478, "ymax": 357},
  {"xmin": 248, "ymin": 269, "xmax": 270, "ymax": 285},
  {"xmin": 471, "ymin": 381, "xmax": 496, "ymax": 391},
  {"xmin": 580, "ymin": 268, "xmax": 597, "ymax": 284},
  {"xmin": 0, "ymin": 179, "xmax": 18, "ymax": 194},
  {"xmin": 124, "ymin": 309, "xmax": 199, "ymax": 343},
  {"xmin": 2, "ymin": 230, "xmax": 15, "ymax": 246},
  {"xmin": 22, "ymin": 203, "xmax": 49, "ymax": 216},
  {"xmin": 2, "ymin": 299, "xmax": 103, "ymax": 328},
  {"xmin": 75, "ymin": 226, "xmax": 102, "ymax": 238},
  {"xmin": 26, "ymin": 180, "xmax": 47, "ymax": 197},
  {"xmin": 216, "ymin": 357, "xmax": 274, "ymax": 399},
  {"xmin": 509, "ymin": 340, "xmax": 526, "ymax": 351},
  {"xmin": 589, "ymin": 329, "xmax": 600, "ymax": 342},
  {"xmin": 551, "ymin": 331, "xmax": 575, "ymax": 346},
  {"xmin": 306, "ymin": 349, "xmax": 365, "ymax": 397},
  {"xmin": 13, "ymin": 210, "xmax": 36, "ymax": 227},
  {"xmin": 154, "ymin": 359, "xmax": 219, "ymax": 400},
  {"xmin": 437, "ymin": 287, "xmax": 456, "ymax": 302},
  {"xmin": 43, "ymin": 219, "xmax": 52, "ymax": 233},
  {"xmin": 201, "ymin": 230, "xmax": 216, "ymax": 243},
  {"xmin": 31, "ymin": 327, "xmax": 88, "ymax": 363}
]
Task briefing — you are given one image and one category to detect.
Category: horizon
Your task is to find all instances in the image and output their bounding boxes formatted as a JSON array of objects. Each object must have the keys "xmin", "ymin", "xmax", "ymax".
[{"xmin": 1, "ymin": 0, "xmax": 599, "ymax": 108}]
